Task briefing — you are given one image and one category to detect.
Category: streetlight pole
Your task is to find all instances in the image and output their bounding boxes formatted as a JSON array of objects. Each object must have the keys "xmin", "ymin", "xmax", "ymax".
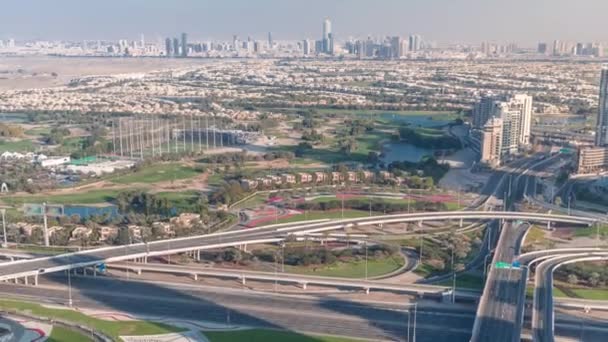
[
  {"xmin": 451, "ymin": 246, "xmax": 456, "ymax": 304},
  {"xmin": 364, "ymin": 241, "xmax": 368, "ymax": 280},
  {"xmin": 67, "ymin": 255, "xmax": 73, "ymax": 307},
  {"xmin": 281, "ymin": 242, "xmax": 285, "ymax": 273},
  {"xmin": 419, "ymin": 234, "xmax": 423, "ymax": 265},
  {"xmin": 1, "ymin": 209, "xmax": 7, "ymax": 248},
  {"xmin": 413, "ymin": 302, "xmax": 417, "ymax": 342}
]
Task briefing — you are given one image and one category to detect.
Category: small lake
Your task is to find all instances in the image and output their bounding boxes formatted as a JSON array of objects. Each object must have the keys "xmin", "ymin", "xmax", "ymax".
[
  {"xmin": 0, "ymin": 113, "xmax": 29, "ymax": 123},
  {"xmin": 374, "ymin": 113, "xmax": 453, "ymax": 128},
  {"xmin": 381, "ymin": 141, "xmax": 434, "ymax": 163}
]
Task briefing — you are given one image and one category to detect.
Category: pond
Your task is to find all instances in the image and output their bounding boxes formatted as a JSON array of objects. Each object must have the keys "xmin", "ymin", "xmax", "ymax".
[
  {"xmin": 0, "ymin": 113, "xmax": 30, "ymax": 123},
  {"xmin": 381, "ymin": 141, "xmax": 434, "ymax": 164},
  {"xmin": 374, "ymin": 113, "xmax": 454, "ymax": 128}
]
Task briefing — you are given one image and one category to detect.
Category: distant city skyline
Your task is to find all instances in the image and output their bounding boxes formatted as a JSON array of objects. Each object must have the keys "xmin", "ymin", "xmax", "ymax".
[{"xmin": 0, "ymin": 0, "xmax": 607, "ymax": 45}]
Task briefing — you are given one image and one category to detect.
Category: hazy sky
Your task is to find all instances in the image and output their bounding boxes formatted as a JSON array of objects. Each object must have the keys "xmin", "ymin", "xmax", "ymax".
[{"xmin": 1, "ymin": 0, "xmax": 606, "ymax": 45}]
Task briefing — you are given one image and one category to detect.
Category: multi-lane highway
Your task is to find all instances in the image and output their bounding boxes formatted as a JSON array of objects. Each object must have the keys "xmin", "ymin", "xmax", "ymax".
[
  {"xmin": 0, "ymin": 211, "xmax": 594, "ymax": 283},
  {"xmin": 470, "ymin": 222, "xmax": 530, "ymax": 342}
]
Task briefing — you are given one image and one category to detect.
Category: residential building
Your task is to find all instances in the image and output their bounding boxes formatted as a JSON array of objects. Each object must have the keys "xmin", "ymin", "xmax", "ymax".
[
  {"xmin": 282, "ymin": 174, "xmax": 296, "ymax": 184},
  {"xmin": 298, "ymin": 172, "xmax": 313, "ymax": 183},
  {"xmin": 577, "ymin": 147, "xmax": 608, "ymax": 174},
  {"xmin": 314, "ymin": 172, "xmax": 326, "ymax": 183},
  {"xmin": 480, "ymin": 118, "xmax": 503, "ymax": 166}
]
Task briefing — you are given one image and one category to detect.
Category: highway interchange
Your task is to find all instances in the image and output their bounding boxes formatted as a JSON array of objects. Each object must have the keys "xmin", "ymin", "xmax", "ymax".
[{"xmin": 0, "ymin": 153, "xmax": 608, "ymax": 341}]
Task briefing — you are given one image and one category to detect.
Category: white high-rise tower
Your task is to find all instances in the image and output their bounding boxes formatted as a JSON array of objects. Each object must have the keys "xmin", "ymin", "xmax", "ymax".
[{"xmin": 322, "ymin": 18, "xmax": 332, "ymax": 53}]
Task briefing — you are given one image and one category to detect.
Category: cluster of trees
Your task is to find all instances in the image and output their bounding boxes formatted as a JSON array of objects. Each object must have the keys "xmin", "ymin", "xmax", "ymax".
[
  {"xmin": 210, "ymin": 180, "xmax": 247, "ymax": 206},
  {"xmin": 388, "ymin": 156, "xmax": 450, "ymax": 183},
  {"xmin": 115, "ymin": 190, "xmax": 173, "ymax": 216},
  {"xmin": 44, "ymin": 127, "xmax": 71, "ymax": 145},
  {"xmin": 252, "ymin": 243, "xmax": 399, "ymax": 267},
  {"xmin": 336, "ymin": 119, "xmax": 375, "ymax": 155},
  {"xmin": 560, "ymin": 263, "xmax": 608, "ymax": 288},
  {"xmin": 301, "ymin": 129, "xmax": 324, "ymax": 143},
  {"xmin": 397, "ymin": 126, "xmax": 461, "ymax": 150},
  {"xmin": 0, "ymin": 123, "xmax": 24, "ymax": 138},
  {"xmin": 296, "ymin": 198, "xmax": 449, "ymax": 213},
  {"xmin": 419, "ymin": 232, "xmax": 480, "ymax": 273},
  {"xmin": 202, "ymin": 150, "xmax": 295, "ymax": 166}
]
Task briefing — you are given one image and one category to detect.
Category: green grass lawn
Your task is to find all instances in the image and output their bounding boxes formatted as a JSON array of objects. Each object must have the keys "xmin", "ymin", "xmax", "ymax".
[
  {"xmin": 573, "ymin": 224, "xmax": 608, "ymax": 239},
  {"xmin": 204, "ymin": 328, "xmax": 364, "ymax": 342},
  {"xmin": 523, "ymin": 226, "xmax": 547, "ymax": 246},
  {"xmin": 286, "ymin": 255, "xmax": 404, "ymax": 278},
  {"xmin": 0, "ymin": 299, "xmax": 183, "ymax": 339},
  {"xmin": 47, "ymin": 326, "xmax": 94, "ymax": 342},
  {"xmin": 0, "ymin": 189, "xmax": 124, "ymax": 206},
  {"xmin": 310, "ymin": 196, "xmax": 411, "ymax": 205},
  {"xmin": 566, "ymin": 288, "xmax": 608, "ymax": 300},
  {"xmin": 110, "ymin": 163, "xmax": 201, "ymax": 184},
  {"xmin": 0, "ymin": 138, "xmax": 35, "ymax": 152},
  {"xmin": 264, "ymin": 210, "xmax": 376, "ymax": 225},
  {"xmin": 526, "ymin": 286, "xmax": 568, "ymax": 299},
  {"xmin": 435, "ymin": 274, "xmax": 485, "ymax": 290},
  {"xmin": 25, "ymin": 127, "xmax": 52, "ymax": 136}
]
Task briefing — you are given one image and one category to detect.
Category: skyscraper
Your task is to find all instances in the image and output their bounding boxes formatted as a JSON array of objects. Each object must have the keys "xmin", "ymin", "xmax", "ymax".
[
  {"xmin": 409, "ymin": 34, "xmax": 422, "ymax": 52},
  {"xmin": 172, "ymin": 38, "xmax": 180, "ymax": 57},
  {"xmin": 302, "ymin": 39, "xmax": 311, "ymax": 55},
  {"xmin": 180, "ymin": 33, "xmax": 188, "ymax": 57},
  {"xmin": 268, "ymin": 32, "xmax": 273, "ymax": 49},
  {"xmin": 322, "ymin": 18, "xmax": 332, "ymax": 54},
  {"xmin": 596, "ymin": 67, "xmax": 608, "ymax": 146},
  {"xmin": 472, "ymin": 94, "xmax": 497, "ymax": 129},
  {"xmin": 165, "ymin": 38, "xmax": 172, "ymax": 57},
  {"xmin": 509, "ymin": 94, "xmax": 533, "ymax": 145}
]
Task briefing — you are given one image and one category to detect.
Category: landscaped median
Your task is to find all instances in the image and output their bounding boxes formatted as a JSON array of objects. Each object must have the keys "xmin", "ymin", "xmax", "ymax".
[{"xmin": 0, "ymin": 299, "xmax": 184, "ymax": 340}]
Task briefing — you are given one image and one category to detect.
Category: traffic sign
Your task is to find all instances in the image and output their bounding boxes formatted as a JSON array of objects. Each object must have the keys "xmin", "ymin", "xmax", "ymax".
[
  {"xmin": 97, "ymin": 263, "xmax": 107, "ymax": 273},
  {"xmin": 494, "ymin": 261, "xmax": 510, "ymax": 269},
  {"xmin": 511, "ymin": 261, "xmax": 521, "ymax": 268}
]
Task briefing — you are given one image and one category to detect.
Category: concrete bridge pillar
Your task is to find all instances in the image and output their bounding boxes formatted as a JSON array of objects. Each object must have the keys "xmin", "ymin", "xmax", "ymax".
[
  {"xmin": 301, "ymin": 282, "xmax": 307, "ymax": 290},
  {"xmin": 93, "ymin": 267, "xmax": 97, "ymax": 277},
  {"xmin": 546, "ymin": 221, "xmax": 551, "ymax": 230},
  {"xmin": 196, "ymin": 250, "xmax": 200, "ymax": 261},
  {"xmin": 24, "ymin": 276, "xmax": 28, "ymax": 285},
  {"xmin": 34, "ymin": 274, "xmax": 38, "ymax": 286},
  {"xmin": 241, "ymin": 277, "xmax": 246, "ymax": 285},
  {"xmin": 136, "ymin": 268, "xmax": 142, "ymax": 276},
  {"xmin": 243, "ymin": 244, "xmax": 248, "ymax": 253},
  {"xmin": 192, "ymin": 273, "xmax": 198, "ymax": 281},
  {"xmin": 417, "ymin": 221, "xmax": 423, "ymax": 228},
  {"xmin": 365, "ymin": 288, "xmax": 370, "ymax": 295},
  {"xmin": 459, "ymin": 218, "xmax": 464, "ymax": 228}
]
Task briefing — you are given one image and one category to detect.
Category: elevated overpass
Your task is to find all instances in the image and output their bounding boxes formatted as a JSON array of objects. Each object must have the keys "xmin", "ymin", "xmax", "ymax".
[
  {"xmin": 107, "ymin": 262, "xmax": 478, "ymax": 300},
  {"xmin": 532, "ymin": 252, "xmax": 608, "ymax": 342},
  {"xmin": 0, "ymin": 211, "xmax": 596, "ymax": 283}
]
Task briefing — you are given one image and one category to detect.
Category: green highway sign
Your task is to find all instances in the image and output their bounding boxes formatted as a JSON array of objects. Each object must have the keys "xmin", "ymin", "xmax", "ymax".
[{"xmin": 494, "ymin": 262, "xmax": 511, "ymax": 269}]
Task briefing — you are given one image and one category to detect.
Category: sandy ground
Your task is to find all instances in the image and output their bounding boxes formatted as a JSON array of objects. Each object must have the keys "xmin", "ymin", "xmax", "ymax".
[{"xmin": 0, "ymin": 56, "xmax": 211, "ymax": 90}]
